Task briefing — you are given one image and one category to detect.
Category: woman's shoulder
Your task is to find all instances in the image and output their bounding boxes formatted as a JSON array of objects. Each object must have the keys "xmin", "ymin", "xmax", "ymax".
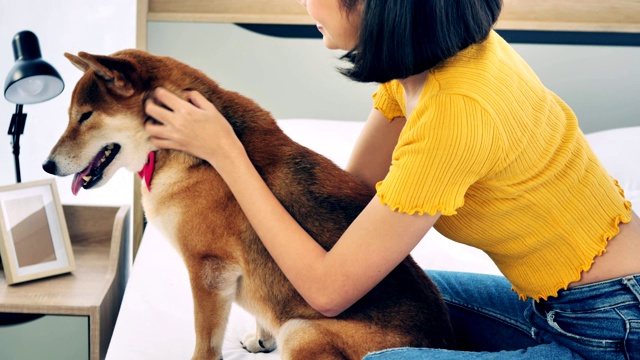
[
  {"xmin": 431, "ymin": 30, "xmax": 541, "ymax": 92},
  {"xmin": 422, "ymin": 30, "xmax": 550, "ymax": 125}
]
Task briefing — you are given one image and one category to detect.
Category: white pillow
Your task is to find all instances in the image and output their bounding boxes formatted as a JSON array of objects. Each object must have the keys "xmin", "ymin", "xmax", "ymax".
[{"xmin": 585, "ymin": 126, "xmax": 640, "ymax": 206}]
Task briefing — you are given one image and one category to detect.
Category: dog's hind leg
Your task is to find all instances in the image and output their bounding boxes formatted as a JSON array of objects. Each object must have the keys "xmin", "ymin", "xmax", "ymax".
[
  {"xmin": 278, "ymin": 319, "xmax": 350, "ymax": 360},
  {"xmin": 186, "ymin": 256, "xmax": 242, "ymax": 360},
  {"xmin": 278, "ymin": 318, "xmax": 411, "ymax": 360},
  {"xmin": 241, "ymin": 321, "xmax": 277, "ymax": 353}
]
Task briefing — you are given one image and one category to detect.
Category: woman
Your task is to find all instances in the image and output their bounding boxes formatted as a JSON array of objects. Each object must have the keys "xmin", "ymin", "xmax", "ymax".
[{"xmin": 144, "ymin": 0, "xmax": 640, "ymax": 358}]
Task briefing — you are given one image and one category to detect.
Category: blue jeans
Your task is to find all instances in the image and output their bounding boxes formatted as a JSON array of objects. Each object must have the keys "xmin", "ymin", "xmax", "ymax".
[{"xmin": 364, "ymin": 271, "xmax": 640, "ymax": 359}]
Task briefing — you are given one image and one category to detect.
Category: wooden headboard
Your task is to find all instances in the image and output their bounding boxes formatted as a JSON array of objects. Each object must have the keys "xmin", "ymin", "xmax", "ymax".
[
  {"xmin": 137, "ymin": 0, "xmax": 640, "ymax": 49},
  {"xmin": 138, "ymin": 0, "xmax": 640, "ymax": 39},
  {"xmin": 133, "ymin": 0, "xmax": 640, "ymax": 257}
]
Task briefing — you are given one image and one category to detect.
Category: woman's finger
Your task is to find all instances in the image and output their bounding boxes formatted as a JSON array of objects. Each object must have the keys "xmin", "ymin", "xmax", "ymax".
[
  {"xmin": 145, "ymin": 121, "xmax": 182, "ymax": 143},
  {"xmin": 152, "ymin": 87, "xmax": 187, "ymax": 112},
  {"xmin": 144, "ymin": 121, "xmax": 165, "ymax": 137},
  {"xmin": 145, "ymin": 98, "xmax": 174, "ymax": 124},
  {"xmin": 149, "ymin": 137, "xmax": 181, "ymax": 152},
  {"xmin": 186, "ymin": 90, "xmax": 214, "ymax": 111}
]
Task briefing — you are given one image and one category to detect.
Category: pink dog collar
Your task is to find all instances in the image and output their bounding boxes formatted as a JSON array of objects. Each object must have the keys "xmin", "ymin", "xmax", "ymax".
[{"xmin": 138, "ymin": 152, "xmax": 156, "ymax": 191}]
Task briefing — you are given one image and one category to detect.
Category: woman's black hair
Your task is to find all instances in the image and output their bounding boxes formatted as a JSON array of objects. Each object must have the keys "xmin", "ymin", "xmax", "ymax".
[{"xmin": 339, "ymin": 0, "xmax": 503, "ymax": 83}]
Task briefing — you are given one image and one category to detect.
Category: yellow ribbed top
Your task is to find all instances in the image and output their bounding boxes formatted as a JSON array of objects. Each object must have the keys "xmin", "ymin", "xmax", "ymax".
[{"xmin": 374, "ymin": 30, "xmax": 633, "ymax": 301}]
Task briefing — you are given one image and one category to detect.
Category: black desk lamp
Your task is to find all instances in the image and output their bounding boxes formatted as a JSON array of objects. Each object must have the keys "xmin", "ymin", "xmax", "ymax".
[{"xmin": 4, "ymin": 30, "xmax": 64, "ymax": 183}]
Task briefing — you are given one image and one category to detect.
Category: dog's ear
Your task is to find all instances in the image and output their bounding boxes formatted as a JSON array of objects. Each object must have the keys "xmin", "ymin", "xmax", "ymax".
[
  {"xmin": 64, "ymin": 52, "xmax": 91, "ymax": 72},
  {"xmin": 64, "ymin": 52, "xmax": 136, "ymax": 97}
]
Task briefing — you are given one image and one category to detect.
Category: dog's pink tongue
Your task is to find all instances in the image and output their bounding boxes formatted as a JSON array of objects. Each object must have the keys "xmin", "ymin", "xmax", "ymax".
[
  {"xmin": 71, "ymin": 151, "xmax": 105, "ymax": 196},
  {"xmin": 71, "ymin": 167, "xmax": 91, "ymax": 196}
]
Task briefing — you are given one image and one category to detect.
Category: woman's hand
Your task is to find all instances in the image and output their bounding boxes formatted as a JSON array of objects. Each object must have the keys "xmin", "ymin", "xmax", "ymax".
[{"xmin": 144, "ymin": 87, "xmax": 242, "ymax": 166}]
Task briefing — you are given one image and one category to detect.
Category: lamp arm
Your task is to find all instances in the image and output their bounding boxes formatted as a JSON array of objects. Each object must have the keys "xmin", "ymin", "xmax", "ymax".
[{"xmin": 8, "ymin": 104, "xmax": 26, "ymax": 183}]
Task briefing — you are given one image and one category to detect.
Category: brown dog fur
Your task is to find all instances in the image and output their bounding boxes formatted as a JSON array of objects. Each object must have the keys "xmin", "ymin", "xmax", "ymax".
[{"xmin": 44, "ymin": 50, "xmax": 455, "ymax": 360}]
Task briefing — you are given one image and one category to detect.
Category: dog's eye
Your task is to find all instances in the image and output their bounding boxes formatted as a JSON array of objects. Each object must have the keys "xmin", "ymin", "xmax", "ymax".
[{"xmin": 78, "ymin": 111, "xmax": 93, "ymax": 124}]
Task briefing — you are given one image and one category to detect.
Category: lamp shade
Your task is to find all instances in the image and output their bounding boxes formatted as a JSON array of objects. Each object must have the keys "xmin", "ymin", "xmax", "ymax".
[{"xmin": 4, "ymin": 30, "xmax": 64, "ymax": 105}]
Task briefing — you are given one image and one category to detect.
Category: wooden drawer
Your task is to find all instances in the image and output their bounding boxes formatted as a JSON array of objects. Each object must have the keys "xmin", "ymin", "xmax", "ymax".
[{"xmin": 0, "ymin": 314, "xmax": 89, "ymax": 360}]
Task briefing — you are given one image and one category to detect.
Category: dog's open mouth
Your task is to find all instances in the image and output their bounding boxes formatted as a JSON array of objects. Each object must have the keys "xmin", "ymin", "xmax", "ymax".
[{"xmin": 71, "ymin": 143, "xmax": 121, "ymax": 195}]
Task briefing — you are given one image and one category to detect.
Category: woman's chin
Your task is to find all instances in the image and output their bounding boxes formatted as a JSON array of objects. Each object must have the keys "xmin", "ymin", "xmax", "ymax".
[{"xmin": 322, "ymin": 38, "xmax": 347, "ymax": 51}]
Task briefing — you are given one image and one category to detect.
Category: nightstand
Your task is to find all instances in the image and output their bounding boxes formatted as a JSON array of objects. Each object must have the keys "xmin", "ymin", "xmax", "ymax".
[{"xmin": 0, "ymin": 205, "xmax": 130, "ymax": 360}]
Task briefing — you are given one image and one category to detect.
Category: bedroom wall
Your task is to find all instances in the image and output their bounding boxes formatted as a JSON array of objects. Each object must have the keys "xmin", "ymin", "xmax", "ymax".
[
  {"xmin": 0, "ymin": 0, "xmax": 136, "ymax": 206},
  {"xmin": 148, "ymin": 22, "xmax": 640, "ymax": 134}
]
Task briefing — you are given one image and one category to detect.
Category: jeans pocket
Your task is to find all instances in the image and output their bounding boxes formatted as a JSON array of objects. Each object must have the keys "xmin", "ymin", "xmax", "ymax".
[{"xmin": 544, "ymin": 307, "xmax": 624, "ymax": 350}]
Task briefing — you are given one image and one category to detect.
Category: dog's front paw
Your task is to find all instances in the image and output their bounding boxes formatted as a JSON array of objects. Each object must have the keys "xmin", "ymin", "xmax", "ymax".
[{"xmin": 241, "ymin": 332, "xmax": 277, "ymax": 353}]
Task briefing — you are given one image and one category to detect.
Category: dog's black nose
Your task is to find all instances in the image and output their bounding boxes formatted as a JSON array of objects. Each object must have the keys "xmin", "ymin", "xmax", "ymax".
[{"xmin": 42, "ymin": 160, "xmax": 57, "ymax": 175}]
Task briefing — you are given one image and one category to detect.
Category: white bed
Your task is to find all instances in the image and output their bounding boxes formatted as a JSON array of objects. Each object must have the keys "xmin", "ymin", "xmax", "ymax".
[{"xmin": 106, "ymin": 120, "xmax": 640, "ymax": 360}]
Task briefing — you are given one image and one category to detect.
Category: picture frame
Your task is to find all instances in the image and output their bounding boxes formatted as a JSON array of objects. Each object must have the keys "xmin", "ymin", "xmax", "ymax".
[{"xmin": 0, "ymin": 178, "xmax": 75, "ymax": 285}]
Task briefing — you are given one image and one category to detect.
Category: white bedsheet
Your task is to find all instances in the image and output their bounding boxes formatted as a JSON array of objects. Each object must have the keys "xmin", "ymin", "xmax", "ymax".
[{"xmin": 106, "ymin": 120, "xmax": 640, "ymax": 360}]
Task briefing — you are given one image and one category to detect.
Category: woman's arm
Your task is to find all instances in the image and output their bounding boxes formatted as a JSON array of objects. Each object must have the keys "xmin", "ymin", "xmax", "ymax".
[
  {"xmin": 346, "ymin": 109, "xmax": 406, "ymax": 190},
  {"xmin": 220, "ymin": 154, "xmax": 440, "ymax": 316},
  {"xmin": 144, "ymin": 88, "xmax": 439, "ymax": 317}
]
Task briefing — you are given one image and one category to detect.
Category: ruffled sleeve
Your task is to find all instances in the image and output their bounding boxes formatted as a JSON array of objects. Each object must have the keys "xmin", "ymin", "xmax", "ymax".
[{"xmin": 372, "ymin": 81, "xmax": 405, "ymax": 121}]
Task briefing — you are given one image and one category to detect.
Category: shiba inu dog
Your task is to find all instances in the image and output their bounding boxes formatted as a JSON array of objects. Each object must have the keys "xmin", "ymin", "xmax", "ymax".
[{"xmin": 43, "ymin": 50, "xmax": 455, "ymax": 360}]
